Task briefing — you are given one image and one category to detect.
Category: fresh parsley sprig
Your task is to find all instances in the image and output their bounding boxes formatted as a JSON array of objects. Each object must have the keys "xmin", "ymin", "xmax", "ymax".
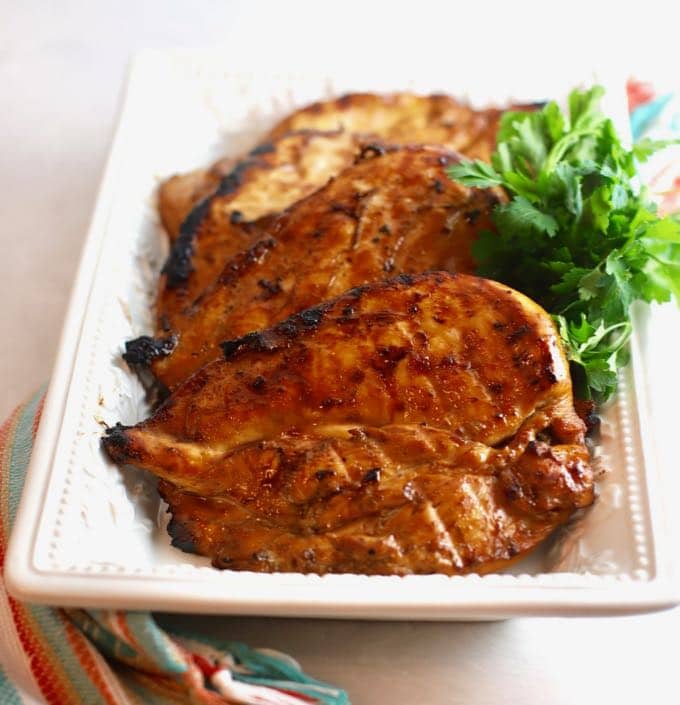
[{"xmin": 448, "ymin": 86, "xmax": 680, "ymax": 401}]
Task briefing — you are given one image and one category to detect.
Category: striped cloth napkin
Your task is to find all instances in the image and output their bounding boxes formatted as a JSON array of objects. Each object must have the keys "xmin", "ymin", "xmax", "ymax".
[
  {"xmin": 0, "ymin": 390, "xmax": 349, "ymax": 705},
  {"xmin": 2, "ymin": 80, "xmax": 679, "ymax": 705}
]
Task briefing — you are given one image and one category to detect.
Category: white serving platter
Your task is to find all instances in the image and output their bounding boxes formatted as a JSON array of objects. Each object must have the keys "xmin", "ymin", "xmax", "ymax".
[{"xmin": 6, "ymin": 49, "xmax": 679, "ymax": 619}]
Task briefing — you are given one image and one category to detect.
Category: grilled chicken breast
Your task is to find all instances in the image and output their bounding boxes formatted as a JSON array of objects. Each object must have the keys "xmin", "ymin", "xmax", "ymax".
[
  {"xmin": 104, "ymin": 272, "xmax": 593, "ymax": 575},
  {"xmin": 140, "ymin": 145, "xmax": 500, "ymax": 389},
  {"xmin": 157, "ymin": 93, "xmax": 509, "ymax": 241}
]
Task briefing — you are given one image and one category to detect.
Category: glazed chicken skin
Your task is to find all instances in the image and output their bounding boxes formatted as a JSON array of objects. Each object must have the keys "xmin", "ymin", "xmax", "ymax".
[
  {"xmin": 140, "ymin": 145, "xmax": 500, "ymax": 389},
  {"xmin": 104, "ymin": 273, "xmax": 594, "ymax": 575},
  {"xmin": 158, "ymin": 92, "xmax": 512, "ymax": 242}
]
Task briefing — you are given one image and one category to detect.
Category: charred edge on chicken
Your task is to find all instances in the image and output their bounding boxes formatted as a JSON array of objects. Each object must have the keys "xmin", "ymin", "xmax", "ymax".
[
  {"xmin": 161, "ymin": 160, "xmax": 256, "ymax": 288},
  {"xmin": 123, "ymin": 335, "xmax": 177, "ymax": 366},
  {"xmin": 167, "ymin": 516, "xmax": 198, "ymax": 553},
  {"xmin": 102, "ymin": 422, "xmax": 134, "ymax": 453},
  {"xmin": 249, "ymin": 142, "xmax": 275, "ymax": 156}
]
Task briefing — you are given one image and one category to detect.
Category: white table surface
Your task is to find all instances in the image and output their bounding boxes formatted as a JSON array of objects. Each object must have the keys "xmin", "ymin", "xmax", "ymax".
[{"xmin": 2, "ymin": 2, "xmax": 678, "ymax": 703}]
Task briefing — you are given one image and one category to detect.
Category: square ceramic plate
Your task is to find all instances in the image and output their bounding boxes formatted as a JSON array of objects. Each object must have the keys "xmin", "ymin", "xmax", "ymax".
[{"xmin": 6, "ymin": 50, "xmax": 679, "ymax": 619}]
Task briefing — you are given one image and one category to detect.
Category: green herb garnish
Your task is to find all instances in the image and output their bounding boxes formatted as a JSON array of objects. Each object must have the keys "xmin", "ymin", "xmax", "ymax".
[{"xmin": 447, "ymin": 86, "xmax": 680, "ymax": 401}]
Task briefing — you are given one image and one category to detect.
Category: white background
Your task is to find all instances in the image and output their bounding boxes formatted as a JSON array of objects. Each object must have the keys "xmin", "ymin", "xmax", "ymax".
[{"xmin": 1, "ymin": 2, "xmax": 678, "ymax": 704}]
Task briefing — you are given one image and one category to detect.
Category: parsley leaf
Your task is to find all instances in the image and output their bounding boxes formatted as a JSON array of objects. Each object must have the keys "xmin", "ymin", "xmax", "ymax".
[
  {"xmin": 448, "ymin": 87, "xmax": 680, "ymax": 400},
  {"xmin": 494, "ymin": 197, "xmax": 559, "ymax": 238}
]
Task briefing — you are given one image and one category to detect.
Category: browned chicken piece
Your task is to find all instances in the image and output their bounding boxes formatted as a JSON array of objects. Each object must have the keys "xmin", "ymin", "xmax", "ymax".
[
  {"xmin": 104, "ymin": 272, "xmax": 594, "ymax": 575},
  {"xmin": 266, "ymin": 92, "xmax": 508, "ymax": 162},
  {"xmin": 157, "ymin": 93, "xmax": 508, "ymax": 242},
  {"xmin": 140, "ymin": 145, "xmax": 500, "ymax": 389},
  {"xmin": 155, "ymin": 130, "xmax": 362, "ymax": 331}
]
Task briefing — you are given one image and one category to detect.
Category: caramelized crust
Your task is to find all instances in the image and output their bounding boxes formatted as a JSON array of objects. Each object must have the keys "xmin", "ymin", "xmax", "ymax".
[
  {"xmin": 149, "ymin": 145, "xmax": 500, "ymax": 389},
  {"xmin": 104, "ymin": 273, "xmax": 593, "ymax": 575}
]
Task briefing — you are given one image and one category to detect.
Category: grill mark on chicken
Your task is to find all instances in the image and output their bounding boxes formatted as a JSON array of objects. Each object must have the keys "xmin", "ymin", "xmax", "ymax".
[
  {"xmin": 419, "ymin": 499, "xmax": 466, "ymax": 569},
  {"xmin": 104, "ymin": 273, "xmax": 593, "ymax": 575}
]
